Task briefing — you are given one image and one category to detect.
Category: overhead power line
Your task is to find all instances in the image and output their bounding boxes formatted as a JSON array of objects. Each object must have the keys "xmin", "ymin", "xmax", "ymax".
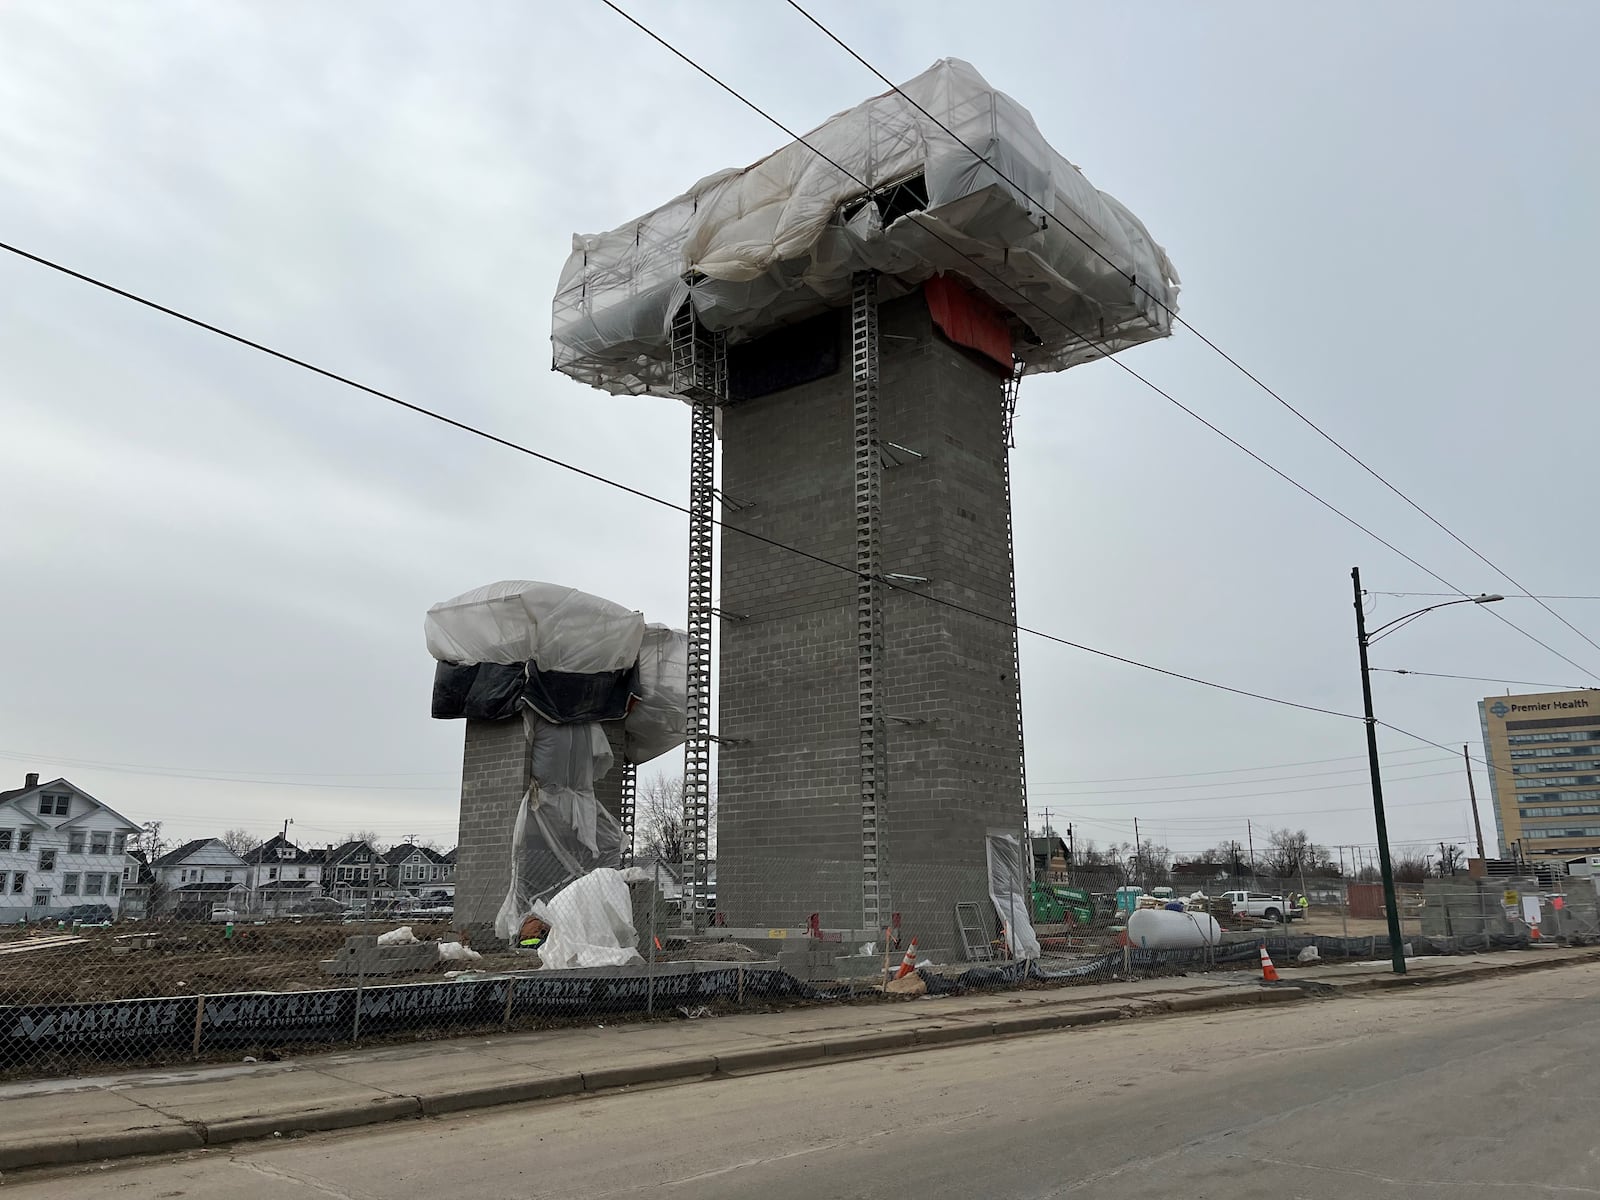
[
  {"xmin": 782, "ymin": 0, "xmax": 1600, "ymax": 667},
  {"xmin": 1035, "ymin": 767, "xmax": 1462, "ymax": 806},
  {"xmin": 1031, "ymin": 759, "xmax": 1455, "ymax": 797},
  {"xmin": 1376, "ymin": 592, "xmax": 1600, "ymax": 602},
  {"xmin": 597, "ymin": 1, "xmax": 1599, "ymax": 684},
  {"xmin": 1029, "ymin": 745, "xmax": 1443, "ymax": 786},
  {"xmin": 1374, "ymin": 669, "xmax": 1591, "ymax": 691},
  {"xmin": 0, "ymin": 237, "xmax": 1365, "ymax": 725}
]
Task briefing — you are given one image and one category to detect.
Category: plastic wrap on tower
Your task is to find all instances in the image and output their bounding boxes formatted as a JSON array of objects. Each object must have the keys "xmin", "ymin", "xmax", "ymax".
[{"xmin": 551, "ymin": 57, "xmax": 1178, "ymax": 398}]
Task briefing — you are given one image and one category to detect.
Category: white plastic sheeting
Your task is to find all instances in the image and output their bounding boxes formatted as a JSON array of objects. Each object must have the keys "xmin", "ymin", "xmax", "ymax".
[
  {"xmin": 494, "ymin": 715, "xmax": 622, "ymax": 944},
  {"xmin": 531, "ymin": 866, "xmax": 650, "ymax": 969},
  {"xmin": 985, "ymin": 831, "xmax": 1040, "ymax": 961},
  {"xmin": 553, "ymin": 58, "xmax": 1177, "ymax": 398},
  {"xmin": 625, "ymin": 623, "xmax": 688, "ymax": 765},
  {"xmin": 424, "ymin": 580, "xmax": 644, "ymax": 672}
]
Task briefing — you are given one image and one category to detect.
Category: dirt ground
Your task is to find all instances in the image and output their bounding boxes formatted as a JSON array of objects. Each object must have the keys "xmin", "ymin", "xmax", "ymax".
[{"xmin": 0, "ymin": 920, "xmax": 518, "ymax": 1005}]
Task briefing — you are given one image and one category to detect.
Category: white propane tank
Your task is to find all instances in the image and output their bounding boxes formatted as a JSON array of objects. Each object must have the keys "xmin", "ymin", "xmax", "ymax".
[{"xmin": 1127, "ymin": 907, "xmax": 1222, "ymax": 950}]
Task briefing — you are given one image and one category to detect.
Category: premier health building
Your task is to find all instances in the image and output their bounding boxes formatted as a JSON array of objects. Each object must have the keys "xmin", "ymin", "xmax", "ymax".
[{"xmin": 1480, "ymin": 688, "xmax": 1600, "ymax": 860}]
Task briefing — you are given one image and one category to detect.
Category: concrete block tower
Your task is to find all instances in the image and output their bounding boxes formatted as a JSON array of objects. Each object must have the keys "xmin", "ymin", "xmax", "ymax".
[
  {"xmin": 550, "ymin": 59, "xmax": 1177, "ymax": 955},
  {"xmin": 716, "ymin": 291, "xmax": 1025, "ymax": 946}
]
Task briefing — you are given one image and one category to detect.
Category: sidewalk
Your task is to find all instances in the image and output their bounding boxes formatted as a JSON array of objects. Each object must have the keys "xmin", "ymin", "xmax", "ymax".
[{"xmin": 3, "ymin": 946, "xmax": 1594, "ymax": 1172}]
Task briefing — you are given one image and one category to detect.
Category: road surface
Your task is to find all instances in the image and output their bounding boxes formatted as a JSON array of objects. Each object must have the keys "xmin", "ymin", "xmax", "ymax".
[{"xmin": 15, "ymin": 964, "xmax": 1600, "ymax": 1199}]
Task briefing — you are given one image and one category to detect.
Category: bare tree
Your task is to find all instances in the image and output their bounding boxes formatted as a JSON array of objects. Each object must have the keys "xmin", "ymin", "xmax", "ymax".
[
  {"xmin": 1437, "ymin": 844, "xmax": 1466, "ymax": 876},
  {"xmin": 342, "ymin": 829, "xmax": 387, "ymax": 853},
  {"xmin": 220, "ymin": 828, "xmax": 262, "ymax": 856},
  {"xmin": 635, "ymin": 774, "xmax": 717, "ymax": 864},
  {"xmin": 1391, "ymin": 852, "xmax": 1432, "ymax": 884},
  {"xmin": 130, "ymin": 821, "xmax": 168, "ymax": 860},
  {"xmin": 638, "ymin": 774, "xmax": 685, "ymax": 863}
]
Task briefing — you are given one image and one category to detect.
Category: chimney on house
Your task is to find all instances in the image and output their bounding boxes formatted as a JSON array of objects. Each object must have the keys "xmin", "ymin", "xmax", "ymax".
[{"xmin": 24, "ymin": 773, "xmax": 39, "ymax": 789}]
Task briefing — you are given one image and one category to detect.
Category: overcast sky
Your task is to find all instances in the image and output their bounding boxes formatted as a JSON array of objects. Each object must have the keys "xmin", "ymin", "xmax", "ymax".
[{"xmin": 2, "ymin": 2, "xmax": 1597, "ymax": 862}]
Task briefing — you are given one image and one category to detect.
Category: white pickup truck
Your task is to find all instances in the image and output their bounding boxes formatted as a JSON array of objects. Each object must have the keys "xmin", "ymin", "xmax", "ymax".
[{"xmin": 1220, "ymin": 890, "xmax": 1300, "ymax": 923}]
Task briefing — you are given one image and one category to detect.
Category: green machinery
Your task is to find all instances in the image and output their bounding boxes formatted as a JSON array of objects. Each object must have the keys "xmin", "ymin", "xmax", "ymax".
[{"xmin": 1030, "ymin": 881, "xmax": 1093, "ymax": 925}]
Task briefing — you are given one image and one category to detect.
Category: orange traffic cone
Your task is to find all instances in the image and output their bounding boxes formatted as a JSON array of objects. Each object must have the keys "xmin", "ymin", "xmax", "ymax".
[
  {"xmin": 1259, "ymin": 944, "xmax": 1280, "ymax": 982},
  {"xmin": 894, "ymin": 938, "xmax": 920, "ymax": 980}
]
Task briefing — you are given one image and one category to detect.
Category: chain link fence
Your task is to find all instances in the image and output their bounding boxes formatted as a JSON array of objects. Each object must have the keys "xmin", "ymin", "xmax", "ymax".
[{"xmin": 0, "ymin": 858, "xmax": 1566, "ymax": 1081}]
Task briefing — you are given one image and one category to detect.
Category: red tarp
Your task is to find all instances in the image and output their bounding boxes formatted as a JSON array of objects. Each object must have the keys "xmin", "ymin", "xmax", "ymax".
[{"xmin": 924, "ymin": 274, "xmax": 1013, "ymax": 371}]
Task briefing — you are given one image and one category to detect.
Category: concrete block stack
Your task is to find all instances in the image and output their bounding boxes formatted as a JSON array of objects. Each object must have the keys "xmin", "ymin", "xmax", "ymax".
[{"xmin": 319, "ymin": 935, "xmax": 438, "ymax": 977}]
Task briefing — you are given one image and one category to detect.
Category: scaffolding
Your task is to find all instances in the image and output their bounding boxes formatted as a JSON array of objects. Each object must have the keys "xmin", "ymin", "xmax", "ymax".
[
  {"xmin": 618, "ymin": 760, "xmax": 637, "ymax": 868},
  {"xmin": 670, "ymin": 302, "xmax": 726, "ymax": 931},
  {"xmin": 1002, "ymin": 363, "xmax": 1032, "ymax": 879},
  {"xmin": 852, "ymin": 273, "xmax": 888, "ymax": 931}
]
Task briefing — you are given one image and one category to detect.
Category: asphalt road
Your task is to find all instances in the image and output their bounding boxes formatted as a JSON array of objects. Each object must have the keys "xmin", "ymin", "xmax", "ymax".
[{"xmin": 17, "ymin": 964, "xmax": 1600, "ymax": 1199}]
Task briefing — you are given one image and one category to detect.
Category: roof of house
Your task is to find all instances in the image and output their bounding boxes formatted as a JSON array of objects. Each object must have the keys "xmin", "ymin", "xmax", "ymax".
[
  {"xmin": 170, "ymin": 881, "xmax": 244, "ymax": 894},
  {"xmin": 151, "ymin": 838, "xmax": 217, "ymax": 869},
  {"xmin": 0, "ymin": 775, "xmax": 141, "ymax": 831},
  {"xmin": 323, "ymin": 841, "xmax": 376, "ymax": 865},
  {"xmin": 241, "ymin": 835, "xmax": 321, "ymax": 865},
  {"xmin": 381, "ymin": 843, "xmax": 447, "ymax": 865},
  {"xmin": 442, "ymin": 847, "xmax": 457, "ymax": 864}
]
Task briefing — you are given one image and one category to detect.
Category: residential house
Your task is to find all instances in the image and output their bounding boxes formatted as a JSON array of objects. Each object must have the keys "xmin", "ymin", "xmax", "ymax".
[
  {"xmin": 322, "ymin": 841, "xmax": 381, "ymax": 903},
  {"xmin": 382, "ymin": 843, "xmax": 449, "ymax": 900},
  {"xmin": 150, "ymin": 838, "xmax": 249, "ymax": 919},
  {"xmin": 240, "ymin": 835, "xmax": 325, "ymax": 915},
  {"xmin": 0, "ymin": 772, "xmax": 141, "ymax": 920},
  {"xmin": 440, "ymin": 847, "xmax": 456, "ymax": 890},
  {"xmin": 119, "ymin": 849, "xmax": 156, "ymax": 919}
]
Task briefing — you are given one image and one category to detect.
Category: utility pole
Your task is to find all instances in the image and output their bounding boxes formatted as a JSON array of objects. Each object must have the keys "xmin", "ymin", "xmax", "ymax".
[
  {"xmin": 1352, "ymin": 566, "xmax": 1407, "ymax": 975},
  {"xmin": 1464, "ymin": 745, "xmax": 1486, "ymax": 861},
  {"xmin": 1133, "ymin": 817, "xmax": 1142, "ymax": 890},
  {"xmin": 1247, "ymin": 820, "xmax": 1256, "ymax": 884},
  {"xmin": 1336, "ymin": 846, "xmax": 1348, "ymax": 936}
]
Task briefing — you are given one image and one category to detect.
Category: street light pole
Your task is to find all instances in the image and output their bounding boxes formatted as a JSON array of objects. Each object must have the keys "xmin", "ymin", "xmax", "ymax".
[
  {"xmin": 1351, "ymin": 568, "xmax": 1503, "ymax": 975},
  {"xmin": 1352, "ymin": 566, "xmax": 1407, "ymax": 975}
]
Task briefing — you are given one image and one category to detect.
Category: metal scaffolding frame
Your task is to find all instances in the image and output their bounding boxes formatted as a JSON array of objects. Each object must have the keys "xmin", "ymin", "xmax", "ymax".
[
  {"xmin": 1002, "ymin": 363, "xmax": 1033, "ymax": 879},
  {"xmin": 852, "ymin": 272, "xmax": 888, "ymax": 930},
  {"xmin": 618, "ymin": 760, "xmax": 637, "ymax": 868},
  {"xmin": 670, "ymin": 302, "xmax": 726, "ymax": 931}
]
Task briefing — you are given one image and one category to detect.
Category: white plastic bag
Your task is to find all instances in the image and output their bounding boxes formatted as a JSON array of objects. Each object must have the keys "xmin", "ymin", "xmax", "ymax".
[
  {"xmin": 439, "ymin": 941, "xmax": 481, "ymax": 963},
  {"xmin": 532, "ymin": 867, "xmax": 650, "ymax": 969},
  {"xmin": 377, "ymin": 926, "xmax": 418, "ymax": 946}
]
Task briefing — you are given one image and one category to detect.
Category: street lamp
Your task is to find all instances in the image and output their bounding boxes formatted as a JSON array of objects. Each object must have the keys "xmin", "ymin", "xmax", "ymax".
[{"xmin": 1351, "ymin": 567, "xmax": 1502, "ymax": 975}]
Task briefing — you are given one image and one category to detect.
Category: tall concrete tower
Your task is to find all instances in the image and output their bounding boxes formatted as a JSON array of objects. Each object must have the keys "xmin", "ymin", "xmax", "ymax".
[{"xmin": 552, "ymin": 59, "xmax": 1178, "ymax": 954}]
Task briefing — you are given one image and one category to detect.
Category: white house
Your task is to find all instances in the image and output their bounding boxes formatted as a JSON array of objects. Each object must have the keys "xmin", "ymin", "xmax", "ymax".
[
  {"xmin": 382, "ymin": 843, "xmax": 450, "ymax": 899},
  {"xmin": 240, "ymin": 835, "xmax": 325, "ymax": 914},
  {"xmin": 0, "ymin": 772, "xmax": 141, "ymax": 920},
  {"xmin": 149, "ymin": 838, "xmax": 249, "ymax": 919}
]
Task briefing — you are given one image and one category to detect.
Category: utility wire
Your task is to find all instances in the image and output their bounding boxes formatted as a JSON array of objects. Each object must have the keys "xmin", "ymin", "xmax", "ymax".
[
  {"xmin": 599, "ymin": 0, "xmax": 1599, "ymax": 684},
  {"xmin": 1030, "ymin": 745, "xmax": 1443, "ymax": 786},
  {"xmin": 1373, "ymin": 669, "xmax": 1590, "ymax": 690},
  {"xmin": 782, "ymin": 0, "xmax": 1600, "ymax": 666},
  {"xmin": 1035, "ymin": 768, "xmax": 1462, "ymax": 806},
  {"xmin": 1377, "ymin": 592, "xmax": 1600, "ymax": 602},
  {"xmin": 1031, "ymin": 760, "xmax": 1456, "ymax": 797},
  {"xmin": 0, "ymin": 237, "xmax": 1356, "ymax": 724}
]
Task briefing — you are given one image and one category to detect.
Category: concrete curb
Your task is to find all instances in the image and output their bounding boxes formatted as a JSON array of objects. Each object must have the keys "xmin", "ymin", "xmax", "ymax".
[{"xmin": 8, "ymin": 950, "xmax": 1594, "ymax": 1174}]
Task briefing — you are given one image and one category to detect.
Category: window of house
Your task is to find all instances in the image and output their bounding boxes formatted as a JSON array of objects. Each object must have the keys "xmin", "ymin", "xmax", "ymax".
[
  {"xmin": 112, "ymin": 833, "xmax": 126, "ymax": 855},
  {"xmin": 122, "ymin": 866, "xmax": 130, "ymax": 881},
  {"xmin": 0, "ymin": 830, "xmax": 12, "ymax": 851},
  {"xmin": 298, "ymin": 867, "xmax": 307, "ymax": 879},
  {"xmin": 90, "ymin": 832, "xmax": 110, "ymax": 855},
  {"xmin": 39, "ymin": 849, "xmax": 55, "ymax": 871},
  {"xmin": 268, "ymin": 867, "xmax": 278, "ymax": 881},
  {"xmin": 63, "ymin": 873, "xmax": 81, "ymax": 895},
  {"xmin": 85, "ymin": 874, "xmax": 103, "ymax": 896},
  {"xmin": 106, "ymin": 874, "xmax": 119, "ymax": 896},
  {"xmin": 38, "ymin": 796, "xmax": 51, "ymax": 815},
  {"xmin": 32, "ymin": 890, "xmax": 49, "ymax": 908},
  {"xmin": 222, "ymin": 870, "xmax": 233, "ymax": 883},
  {"xmin": 18, "ymin": 831, "xmax": 31, "ymax": 852},
  {"xmin": 38, "ymin": 794, "xmax": 68, "ymax": 816},
  {"xmin": 67, "ymin": 830, "xmax": 85, "ymax": 854},
  {"xmin": 11, "ymin": 873, "xmax": 25, "ymax": 894}
]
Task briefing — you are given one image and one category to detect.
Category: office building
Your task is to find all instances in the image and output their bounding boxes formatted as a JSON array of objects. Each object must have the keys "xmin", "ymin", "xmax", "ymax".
[{"xmin": 1479, "ymin": 688, "xmax": 1600, "ymax": 860}]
